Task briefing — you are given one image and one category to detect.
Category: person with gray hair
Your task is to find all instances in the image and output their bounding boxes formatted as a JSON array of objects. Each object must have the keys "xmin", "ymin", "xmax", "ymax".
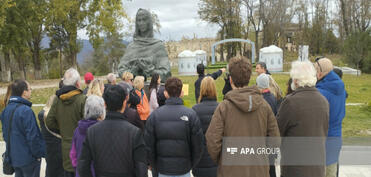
[
  {"xmin": 106, "ymin": 73, "xmax": 116, "ymax": 84},
  {"xmin": 46, "ymin": 68, "xmax": 87, "ymax": 177},
  {"xmin": 63, "ymin": 68, "xmax": 81, "ymax": 87},
  {"xmin": 70, "ymin": 95, "xmax": 105, "ymax": 177},
  {"xmin": 277, "ymin": 61, "xmax": 329, "ymax": 177},
  {"xmin": 104, "ymin": 73, "xmax": 117, "ymax": 92}
]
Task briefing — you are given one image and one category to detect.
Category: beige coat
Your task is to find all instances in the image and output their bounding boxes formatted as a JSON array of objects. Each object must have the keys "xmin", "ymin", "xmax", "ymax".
[{"xmin": 206, "ymin": 86, "xmax": 280, "ymax": 177}]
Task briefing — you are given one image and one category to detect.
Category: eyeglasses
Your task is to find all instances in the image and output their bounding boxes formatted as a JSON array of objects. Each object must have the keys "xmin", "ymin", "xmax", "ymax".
[{"xmin": 315, "ymin": 56, "xmax": 324, "ymax": 72}]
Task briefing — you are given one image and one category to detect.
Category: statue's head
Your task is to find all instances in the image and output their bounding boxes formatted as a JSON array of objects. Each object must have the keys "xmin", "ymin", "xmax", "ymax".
[{"xmin": 134, "ymin": 9, "xmax": 153, "ymax": 38}]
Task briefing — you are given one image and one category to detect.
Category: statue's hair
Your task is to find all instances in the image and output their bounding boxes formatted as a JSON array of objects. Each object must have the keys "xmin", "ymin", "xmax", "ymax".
[{"xmin": 134, "ymin": 8, "xmax": 154, "ymax": 38}]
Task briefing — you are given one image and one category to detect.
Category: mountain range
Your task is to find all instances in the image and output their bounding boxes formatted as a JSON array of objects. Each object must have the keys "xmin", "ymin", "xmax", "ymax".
[{"xmin": 41, "ymin": 37, "xmax": 130, "ymax": 64}]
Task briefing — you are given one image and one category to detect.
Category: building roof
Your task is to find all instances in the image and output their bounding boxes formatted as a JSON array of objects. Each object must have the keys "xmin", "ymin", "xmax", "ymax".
[
  {"xmin": 178, "ymin": 50, "xmax": 196, "ymax": 57},
  {"xmin": 260, "ymin": 45, "xmax": 283, "ymax": 53}
]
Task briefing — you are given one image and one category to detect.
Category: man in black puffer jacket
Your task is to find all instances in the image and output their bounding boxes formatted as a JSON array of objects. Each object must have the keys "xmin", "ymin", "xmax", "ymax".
[
  {"xmin": 145, "ymin": 77, "xmax": 204, "ymax": 177},
  {"xmin": 78, "ymin": 85, "xmax": 147, "ymax": 177}
]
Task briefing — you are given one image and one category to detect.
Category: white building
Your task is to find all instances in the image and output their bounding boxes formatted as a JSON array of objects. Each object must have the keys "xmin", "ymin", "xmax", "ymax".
[
  {"xmin": 178, "ymin": 50, "xmax": 197, "ymax": 75},
  {"xmin": 259, "ymin": 45, "xmax": 283, "ymax": 72},
  {"xmin": 194, "ymin": 50, "xmax": 207, "ymax": 66}
]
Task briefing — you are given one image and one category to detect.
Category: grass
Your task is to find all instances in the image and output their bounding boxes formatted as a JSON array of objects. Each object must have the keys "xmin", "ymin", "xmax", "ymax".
[
  {"xmin": 0, "ymin": 68, "xmax": 370, "ymax": 139},
  {"xmin": 175, "ymin": 68, "xmax": 371, "ymax": 137}
]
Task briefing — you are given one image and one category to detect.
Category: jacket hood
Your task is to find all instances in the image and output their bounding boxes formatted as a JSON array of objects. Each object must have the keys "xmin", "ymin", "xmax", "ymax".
[
  {"xmin": 224, "ymin": 86, "xmax": 263, "ymax": 113},
  {"xmin": 77, "ymin": 119, "xmax": 98, "ymax": 135},
  {"xmin": 316, "ymin": 71, "xmax": 345, "ymax": 96},
  {"xmin": 56, "ymin": 86, "xmax": 83, "ymax": 104},
  {"xmin": 8, "ymin": 96, "xmax": 32, "ymax": 107}
]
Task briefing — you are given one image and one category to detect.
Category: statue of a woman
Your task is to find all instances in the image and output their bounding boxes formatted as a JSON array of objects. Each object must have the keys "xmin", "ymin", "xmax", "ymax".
[{"xmin": 118, "ymin": 9, "xmax": 171, "ymax": 81}]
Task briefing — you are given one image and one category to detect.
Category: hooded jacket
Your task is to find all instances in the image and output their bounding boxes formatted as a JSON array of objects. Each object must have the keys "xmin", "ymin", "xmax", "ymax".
[
  {"xmin": 316, "ymin": 71, "xmax": 346, "ymax": 165},
  {"xmin": 70, "ymin": 119, "xmax": 99, "ymax": 177},
  {"xmin": 1, "ymin": 96, "xmax": 46, "ymax": 167},
  {"xmin": 46, "ymin": 86, "xmax": 87, "ymax": 172},
  {"xmin": 1, "ymin": 96, "xmax": 45, "ymax": 167},
  {"xmin": 206, "ymin": 86, "xmax": 280, "ymax": 177}
]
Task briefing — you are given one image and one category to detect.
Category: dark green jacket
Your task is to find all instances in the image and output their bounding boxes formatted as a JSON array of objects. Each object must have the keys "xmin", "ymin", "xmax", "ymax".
[{"xmin": 46, "ymin": 87, "xmax": 86, "ymax": 172}]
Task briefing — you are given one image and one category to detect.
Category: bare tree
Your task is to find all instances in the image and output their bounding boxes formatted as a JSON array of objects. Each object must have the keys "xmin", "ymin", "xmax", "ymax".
[
  {"xmin": 339, "ymin": 0, "xmax": 370, "ymax": 36},
  {"xmin": 242, "ymin": 0, "xmax": 263, "ymax": 58},
  {"xmin": 199, "ymin": 0, "xmax": 242, "ymax": 61}
]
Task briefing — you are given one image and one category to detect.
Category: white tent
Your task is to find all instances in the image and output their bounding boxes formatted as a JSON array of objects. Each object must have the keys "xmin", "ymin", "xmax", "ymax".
[
  {"xmin": 259, "ymin": 45, "xmax": 283, "ymax": 72},
  {"xmin": 178, "ymin": 50, "xmax": 197, "ymax": 75}
]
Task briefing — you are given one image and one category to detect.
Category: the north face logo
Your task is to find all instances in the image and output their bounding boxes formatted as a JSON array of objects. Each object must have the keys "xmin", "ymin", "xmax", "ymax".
[{"xmin": 180, "ymin": 116, "xmax": 189, "ymax": 121}]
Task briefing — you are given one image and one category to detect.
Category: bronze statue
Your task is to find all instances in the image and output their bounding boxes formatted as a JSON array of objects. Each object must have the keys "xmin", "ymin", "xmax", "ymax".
[{"xmin": 118, "ymin": 9, "xmax": 171, "ymax": 81}]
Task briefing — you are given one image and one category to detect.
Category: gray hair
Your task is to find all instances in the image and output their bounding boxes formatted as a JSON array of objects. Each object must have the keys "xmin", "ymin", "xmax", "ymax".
[
  {"xmin": 290, "ymin": 61, "xmax": 317, "ymax": 89},
  {"xmin": 63, "ymin": 68, "xmax": 81, "ymax": 86},
  {"xmin": 107, "ymin": 73, "xmax": 116, "ymax": 83},
  {"xmin": 84, "ymin": 95, "xmax": 106, "ymax": 120}
]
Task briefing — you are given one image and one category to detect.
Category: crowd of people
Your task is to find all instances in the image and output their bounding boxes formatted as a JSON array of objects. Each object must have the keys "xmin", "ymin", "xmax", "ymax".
[{"xmin": 1, "ymin": 56, "xmax": 347, "ymax": 177}]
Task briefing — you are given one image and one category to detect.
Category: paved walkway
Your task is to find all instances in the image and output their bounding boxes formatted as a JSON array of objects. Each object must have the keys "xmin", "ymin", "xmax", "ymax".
[
  {"xmin": 0, "ymin": 142, "xmax": 370, "ymax": 177},
  {"xmin": 0, "ymin": 77, "xmax": 106, "ymax": 95}
]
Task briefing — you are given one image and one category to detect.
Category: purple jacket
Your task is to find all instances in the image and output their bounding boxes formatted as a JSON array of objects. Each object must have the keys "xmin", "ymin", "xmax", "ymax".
[{"xmin": 70, "ymin": 119, "xmax": 98, "ymax": 177}]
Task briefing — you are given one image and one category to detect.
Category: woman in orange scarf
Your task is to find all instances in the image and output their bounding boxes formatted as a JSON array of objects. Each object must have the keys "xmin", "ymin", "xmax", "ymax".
[{"xmin": 133, "ymin": 76, "xmax": 150, "ymax": 124}]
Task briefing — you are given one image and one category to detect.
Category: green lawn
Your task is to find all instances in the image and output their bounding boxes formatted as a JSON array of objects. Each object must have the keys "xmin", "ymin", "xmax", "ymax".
[
  {"xmin": 0, "ymin": 69, "xmax": 370, "ymax": 139},
  {"xmin": 176, "ymin": 68, "xmax": 371, "ymax": 137}
]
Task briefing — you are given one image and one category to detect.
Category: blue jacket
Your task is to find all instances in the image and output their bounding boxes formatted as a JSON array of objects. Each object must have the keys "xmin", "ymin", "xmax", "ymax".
[
  {"xmin": 316, "ymin": 71, "xmax": 346, "ymax": 165},
  {"xmin": 1, "ymin": 96, "xmax": 46, "ymax": 167}
]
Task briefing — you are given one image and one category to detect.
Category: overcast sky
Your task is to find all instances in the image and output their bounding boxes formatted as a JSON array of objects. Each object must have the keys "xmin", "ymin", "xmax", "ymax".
[{"xmin": 78, "ymin": 0, "xmax": 219, "ymax": 41}]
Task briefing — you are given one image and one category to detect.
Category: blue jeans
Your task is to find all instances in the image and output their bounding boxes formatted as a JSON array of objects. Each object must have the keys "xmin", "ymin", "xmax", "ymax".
[
  {"xmin": 14, "ymin": 160, "xmax": 41, "ymax": 177},
  {"xmin": 158, "ymin": 172, "xmax": 191, "ymax": 177}
]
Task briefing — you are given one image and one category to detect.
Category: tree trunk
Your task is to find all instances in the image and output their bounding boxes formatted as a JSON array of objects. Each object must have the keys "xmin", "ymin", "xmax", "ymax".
[
  {"xmin": 68, "ymin": 29, "xmax": 78, "ymax": 69},
  {"xmin": 14, "ymin": 53, "xmax": 25, "ymax": 80},
  {"xmin": 255, "ymin": 30, "xmax": 259, "ymax": 62},
  {"xmin": 3, "ymin": 50, "xmax": 12, "ymax": 81},
  {"xmin": 0, "ymin": 57, "xmax": 2, "ymax": 82},
  {"xmin": 220, "ymin": 44, "xmax": 224, "ymax": 62},
  {"xmin": 340, "ymin": 0, "xmax": 349, "ymax": 37},
  {"xmin": 32, "ymin": 40, "xmax": 42, "ymax": 80},
  {"xmin": 59, "ymin": 49, "xmax": 63, "ymax": 78},
  {"xmin": 219, "ymin": 26, "xmax": 225, "ymax": 62}
]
